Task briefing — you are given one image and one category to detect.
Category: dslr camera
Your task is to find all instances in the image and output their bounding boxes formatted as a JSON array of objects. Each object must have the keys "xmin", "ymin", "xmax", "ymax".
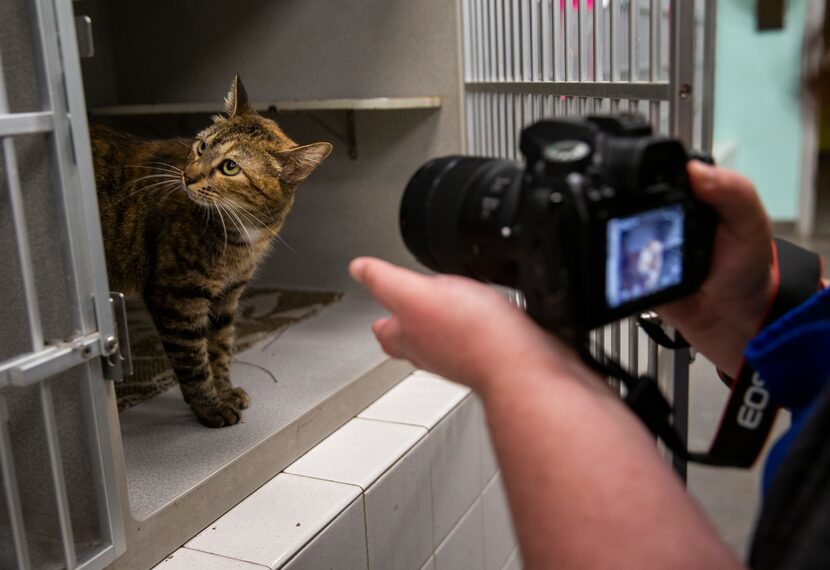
[{"xmin": 400, "ymin": 115, "xmax": 716, "ymax": 339}]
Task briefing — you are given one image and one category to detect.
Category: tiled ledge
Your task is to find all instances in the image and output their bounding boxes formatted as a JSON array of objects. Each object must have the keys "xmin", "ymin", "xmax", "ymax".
[{"xmin": 154, "ymin": 371, "xmax": 522, "ymax": 570}]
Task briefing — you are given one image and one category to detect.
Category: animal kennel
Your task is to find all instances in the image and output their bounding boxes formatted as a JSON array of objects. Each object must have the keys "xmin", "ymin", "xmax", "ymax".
[{"xmin": 0, "ymin": 0, "xmax": 717, "ymax": 568}]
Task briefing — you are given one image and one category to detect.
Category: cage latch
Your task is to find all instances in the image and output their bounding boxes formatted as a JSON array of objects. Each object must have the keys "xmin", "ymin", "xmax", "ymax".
[{"xmin": 101, "ymin": 292, "xmax": 133, "ymax": 381}]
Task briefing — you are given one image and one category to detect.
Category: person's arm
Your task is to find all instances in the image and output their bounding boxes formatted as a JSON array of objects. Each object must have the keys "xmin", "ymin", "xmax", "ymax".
[{"xmin": 350, "ymin": 258, "xmax": 743, "ymax": 569}]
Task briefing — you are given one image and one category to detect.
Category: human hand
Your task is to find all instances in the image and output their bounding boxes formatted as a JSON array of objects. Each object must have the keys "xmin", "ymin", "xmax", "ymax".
[
  {"xmin": 657, "ymin": 161, "xmax": 774, "ymax": 377},
  {"xmin": 349, "ymin": 257, "xmax": 585, "ymax": 396}
]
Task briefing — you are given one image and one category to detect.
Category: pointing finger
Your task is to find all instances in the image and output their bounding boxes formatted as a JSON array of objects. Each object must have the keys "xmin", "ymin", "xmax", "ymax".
[{"xmin": 350, "ymin": 257, "xmax": 432, "ymax": 315}]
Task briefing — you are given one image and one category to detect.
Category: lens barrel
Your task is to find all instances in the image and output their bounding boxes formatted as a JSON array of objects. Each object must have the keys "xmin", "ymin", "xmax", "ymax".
[{"xmin": 400, "ymin": 156, "xmax": 521, "ymax": 284}]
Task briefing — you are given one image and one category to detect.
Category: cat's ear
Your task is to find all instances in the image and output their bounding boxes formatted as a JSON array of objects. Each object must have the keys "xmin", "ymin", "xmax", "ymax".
[
  {"xmin": 275, "ymin": 142, "xmax": 333, "ymax": 185},
  {"xmin": 225, "ymin": 75, "xmax": 256, "ymax": 117}
]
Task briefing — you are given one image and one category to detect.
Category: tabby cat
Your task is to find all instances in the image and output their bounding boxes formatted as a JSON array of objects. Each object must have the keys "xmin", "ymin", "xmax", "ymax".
[{"xmin": 92, "ymin": 76, "xmax": 332, "ymax": 427}]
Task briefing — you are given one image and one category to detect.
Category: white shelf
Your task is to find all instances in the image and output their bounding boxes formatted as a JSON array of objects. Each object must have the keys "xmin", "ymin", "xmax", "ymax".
[{"xmin": 90, "ymin": 96, "xmax": 442, "ymax": 116}]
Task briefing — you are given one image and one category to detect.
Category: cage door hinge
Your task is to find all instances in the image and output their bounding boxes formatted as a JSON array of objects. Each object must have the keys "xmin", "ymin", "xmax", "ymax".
[{"xmin": 101, "ymin": 292, "xmax": 132, "ymax": 381}]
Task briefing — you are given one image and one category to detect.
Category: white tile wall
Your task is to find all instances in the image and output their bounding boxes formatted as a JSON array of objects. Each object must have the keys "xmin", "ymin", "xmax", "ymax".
[
  {"xmin": 158, "ymin": 371, "xmax": 520, "ymax": 570},
  {"xmin": 282, "ymin": 496, "xmax": 368, "ymax": 570},
  {"xmin": 482, "ymin": 473, "xmax": 517, "ymax": 570},
  {"xmin": 475, "ymin": 397, "xmax": 499, "ymax": 487},
  {"xmin": 285, "ymin": 417, "xmax": 427, "ymax": 490},
  {"xmin": 500, "ymin": 547, "xmax": 523, "ymax": 570},
  {"xmin": 155, "ymin": 548, "xmax": 269, "ymax": 569},
  {"xmin": 359, "ymin": 372, "xmax": 471, "ymax": 429},
  {"xmin": 430, "ymin": 395, "xmax": 481, "ymax": 544},
  {"xmin": 185, "ymin": 473, "xmax": 360, "ymax": 569},
  {"xmin": 434, "ymin": 499, "xmax": 485, "ymax": 570},
  {"xmin": 365, "ymin": 437, "xmax": 434, "ymax": 570}
]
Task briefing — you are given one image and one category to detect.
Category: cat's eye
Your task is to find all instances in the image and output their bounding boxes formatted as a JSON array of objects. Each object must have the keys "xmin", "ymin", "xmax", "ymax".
[
  {"xmin": 196, "ymin": 140, "xmax": 206, "ymax": 156},
  {"xmin": 221, "ymin": 159, "xmax": 241, "ymax": 176}
]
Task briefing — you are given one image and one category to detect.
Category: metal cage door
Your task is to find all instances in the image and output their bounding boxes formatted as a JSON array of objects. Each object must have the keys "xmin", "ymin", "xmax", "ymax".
[
  {"xmin": 0, "ymin": 0, "xmax": 126, "ymax": 568},
  {"xmin": 460, "ymin": 0, "xmax": 718, "ymax": 477}
]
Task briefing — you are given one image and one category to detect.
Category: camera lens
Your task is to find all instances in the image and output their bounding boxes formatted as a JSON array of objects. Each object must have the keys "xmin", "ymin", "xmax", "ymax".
[{"xmin": 400, "ymin": 156, "xmax": 522, "ymax": 285}]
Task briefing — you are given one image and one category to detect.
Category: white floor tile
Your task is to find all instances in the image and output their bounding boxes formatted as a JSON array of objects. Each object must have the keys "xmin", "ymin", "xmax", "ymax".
[
  {"xmin": 430, "ymin": 396, "xmax": 481, "ymax": 544},
  {"xmin": 285, "ymin": 418, "xmax": 426, "ymax": 490},
  {"xmin": 365, "ymin": 437, "xmax": 434, "ymax": 570},
  {"xmin": 185, "ymin": 473, "xmax": 360, "ymax": 569},
  {"xmin": 482, "ymin": 474, "xmax": 517, "ymax": 570},
  {"xmin": 154, "ymin": 548, "xmax": 269, "ymax": 569},
  {"xmin": 283, "ymin": 496, "xmax": 368, "ymax": 570},
  {"xmin": 358, "ymin": 372, "xmax": 470, "ymax": 429},
  {"xmin": 435, "ymin": 499, "xmax": 484, "ymax": 570}
]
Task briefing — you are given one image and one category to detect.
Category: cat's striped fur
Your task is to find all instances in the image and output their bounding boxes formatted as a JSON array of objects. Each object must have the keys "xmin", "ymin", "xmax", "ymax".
[{"xmin": 92, "ymin": 76, "xmax": 332, "ymax": 427}]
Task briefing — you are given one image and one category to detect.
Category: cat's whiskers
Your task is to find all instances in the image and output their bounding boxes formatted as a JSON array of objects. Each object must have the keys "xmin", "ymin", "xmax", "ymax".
[
  {"xmin": 200, "ymin": 188, "xmax": 231, "ymax": 257},
  {"xmin": 110, "ymin": 178, "xmax": 181, "ymax": 207},
  {"xmin": 127, "ymin": 163, "xmax": 183, "ymax": 175},
  {"xmin": 217, "ymin": 198, "xmax": 276, "ymax": 244},
  {"xmin": 128, "ymin": 173, "xmax": 182, "ymax": 185},
  {"xmin": 223, "ymin": 198, "xmax": 276, "ymax": 229},
  {"xmin": 220, "ymin": 198, "xmax": 298, "ymax": 253},
  {"xmin": 200, "ymin": 203, "xmax": 212, "ymax": 235},
  {"xmin": 157, "ymin": 184, "xmax": 184, "ymax": 208},
  {"xmin": 219, "ymin": 197, "xmax": 280, "ymax": 234},
  {"xmin": 213, "ymin": 200, "xmax": 229, "ymax": 258},
  {"xmin": 132, "ymin": 160, "xmax": 184, "ymax": 172},
  {"xmin": 221, "ymin": 203, "xmax": 253, "ymax": 244}
]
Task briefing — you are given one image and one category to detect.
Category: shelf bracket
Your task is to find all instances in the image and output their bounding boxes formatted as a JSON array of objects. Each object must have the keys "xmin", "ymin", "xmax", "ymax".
[
  {"xmin": 345, "ymin": 110, "xmax": 357, "ymax": 160},
  {"xmin": 273, "ymin": 108, "xmax": 358, "ymax": 160}
]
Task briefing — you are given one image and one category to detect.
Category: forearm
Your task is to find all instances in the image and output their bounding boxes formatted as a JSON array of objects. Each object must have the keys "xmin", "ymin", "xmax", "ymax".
[{"xmin": 478, "ymin": 362, "xmax": 743, "ymax": 569}]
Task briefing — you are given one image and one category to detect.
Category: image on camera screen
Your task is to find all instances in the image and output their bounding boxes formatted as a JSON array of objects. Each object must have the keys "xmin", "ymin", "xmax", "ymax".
[{"xmin": 606, "ymin": 204, "xmax": 684, "ymax": 309}]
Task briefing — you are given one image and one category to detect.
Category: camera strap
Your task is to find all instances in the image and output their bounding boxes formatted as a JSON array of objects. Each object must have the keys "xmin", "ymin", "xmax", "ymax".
[
  {"xmin": 700, "ymin": 239, "xmax": 822, "ymax": 467},
  {"xmin": 588, "ymin": 238, "xmax": 823, "ymax": 468}
]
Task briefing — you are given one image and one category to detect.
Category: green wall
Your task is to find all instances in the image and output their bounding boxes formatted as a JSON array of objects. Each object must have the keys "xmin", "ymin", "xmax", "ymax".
[{"xmin": 713, "ymin": 0, "xmax": 808, "ymax": 220}]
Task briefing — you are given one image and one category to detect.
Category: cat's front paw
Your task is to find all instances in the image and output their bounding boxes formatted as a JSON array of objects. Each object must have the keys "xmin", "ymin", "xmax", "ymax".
[
  {"xmin": 226, "ymin": 386, "xmax": 251, "ymax": 410},
  {"xmin": 192, "ymin": 397, "xmax": 243, "ymax": 428}
]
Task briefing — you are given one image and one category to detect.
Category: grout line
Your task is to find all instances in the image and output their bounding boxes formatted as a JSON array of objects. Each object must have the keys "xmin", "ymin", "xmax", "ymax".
[
  {"xmin": 278, "ymin": 495, "xmax": 366, "ymax": 570},
  {"xmin": 483, "ymin": 469, "xmax": 502, "ymax": 493},
  {"xmin": 435, "ymin": 496, "xmax": 483, "ymax": 554},
  {"xmin": 283, "ymin": 471, "xmax": 368, "ymax": 493},
  {"xmin": 362, "ymin": 491, "xmax": 373, "ymax": 570},
  {"xmin": 180, "ymin": 546, "xmax": 271, "ymax": 569},
  {"xmin": 355, "ymin": 415, "xmax": 434, "ymax": 431},
  {"xmin": 357, "ymin": 393, "xmax": 472, "ymax": 432}
]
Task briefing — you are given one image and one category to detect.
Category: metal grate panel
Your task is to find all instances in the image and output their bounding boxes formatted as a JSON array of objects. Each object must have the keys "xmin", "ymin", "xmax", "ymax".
[{"xmin": 461, "ymin": 0, "xmax": 717, "ymax": 478}]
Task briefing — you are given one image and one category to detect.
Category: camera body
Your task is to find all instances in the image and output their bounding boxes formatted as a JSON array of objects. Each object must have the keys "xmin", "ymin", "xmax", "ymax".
[{"xmin": 400, "ymin": 115, "xmax": 716, "ymax": 336}]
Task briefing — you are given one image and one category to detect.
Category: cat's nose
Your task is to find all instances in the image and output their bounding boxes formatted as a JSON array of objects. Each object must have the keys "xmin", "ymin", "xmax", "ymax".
[{"xmin": 182, "ymin": 166, "xmax": 198, "ymax": 186}]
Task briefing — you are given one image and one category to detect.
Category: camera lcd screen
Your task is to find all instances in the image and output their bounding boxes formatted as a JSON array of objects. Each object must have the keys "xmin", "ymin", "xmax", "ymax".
[{"xmin": 605, "ymin": 204, "xmax": 684, "ymax": 309}]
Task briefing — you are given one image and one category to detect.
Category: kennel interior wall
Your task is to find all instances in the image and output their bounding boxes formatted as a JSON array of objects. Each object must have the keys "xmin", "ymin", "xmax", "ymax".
[{"xmin": 2, "ymin": 0, "xmax": 465, "ymax": 568}]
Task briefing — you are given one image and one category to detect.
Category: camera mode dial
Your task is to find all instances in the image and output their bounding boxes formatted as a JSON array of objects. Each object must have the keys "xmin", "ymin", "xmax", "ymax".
[{"xmin": 543, "ymin": 140, "xmax": 593, "ymax": 176}]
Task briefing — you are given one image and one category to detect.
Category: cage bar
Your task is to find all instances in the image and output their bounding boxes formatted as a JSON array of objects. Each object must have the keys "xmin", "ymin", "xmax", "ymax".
[
  {"xmin": 701, "ymin": 0, "xmax": 717, "ymax": 154},
  {"xmin": 629, "ymin": 0, "xmax": 638, "ymax": 82},
  {"xmin": 40, "ymin": 380, "xmax": 79, "ymax": 569},
  {"xmin": 649, "ymin": 0, "xmax": 661, "ymax": 127},
  {"xmin": 542, "ymin": 0, "xmax": 553, "ymax": 81},
  {"xmin": 0, "ymin": 45, "xmax": 45, "ymax": 355},
  {"xmin": 0, "ymin": 392, "xmax": 32, "ymax": 570},
  {"xmin": 628, "ymin": 318, "xmax": 639, "ymax": 376},
  {"xmin": 0, "ymin": 112, "xmax": 54, "ymax": 137}
]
